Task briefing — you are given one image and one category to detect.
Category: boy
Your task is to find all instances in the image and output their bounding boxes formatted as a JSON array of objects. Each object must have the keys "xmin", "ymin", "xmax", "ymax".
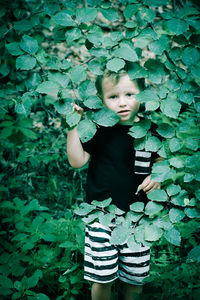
[{"xmin": 66, "ymin": 70, "xmax": 161, "ymax": 300}]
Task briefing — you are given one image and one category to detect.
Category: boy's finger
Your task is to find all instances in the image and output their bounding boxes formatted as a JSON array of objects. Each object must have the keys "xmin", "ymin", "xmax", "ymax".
[{"xmin": 73, "ymin": 104, "xmax": 83, "ymax": 111}]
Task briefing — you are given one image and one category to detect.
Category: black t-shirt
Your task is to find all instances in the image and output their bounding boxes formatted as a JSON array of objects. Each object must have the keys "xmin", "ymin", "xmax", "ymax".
[{"xmin": 82, "ymin": 123, "xmax": 159, "ymax": 212}]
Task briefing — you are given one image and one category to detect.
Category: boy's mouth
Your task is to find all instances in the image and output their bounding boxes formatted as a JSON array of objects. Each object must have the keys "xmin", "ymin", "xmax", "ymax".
[{"xmin": 118, "ymin": 110, "xmax": 130, "ymax": 115}]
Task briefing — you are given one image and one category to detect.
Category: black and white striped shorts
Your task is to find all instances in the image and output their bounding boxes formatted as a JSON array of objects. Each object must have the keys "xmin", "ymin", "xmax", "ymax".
[{"xmin": 84, "ymin": 222, "xmax": 150, "ymax": 285}]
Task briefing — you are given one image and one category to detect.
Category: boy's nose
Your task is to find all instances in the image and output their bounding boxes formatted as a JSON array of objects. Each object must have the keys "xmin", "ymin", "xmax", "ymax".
[{"xmin": 118, "ymin": 96, "xmax": 126, "ymax": 106}]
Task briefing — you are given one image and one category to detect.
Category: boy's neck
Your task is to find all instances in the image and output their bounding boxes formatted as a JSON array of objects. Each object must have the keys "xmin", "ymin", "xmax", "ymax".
[{"xmin": 118, "ymin": 115, "xmax": 140, "ymax": 126}]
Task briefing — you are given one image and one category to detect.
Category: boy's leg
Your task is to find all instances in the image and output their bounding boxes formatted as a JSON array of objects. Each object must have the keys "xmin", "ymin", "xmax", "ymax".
[
  {"xmin": 84, "ymin": 222, "xmax": 118, "ymax": 299},
  {"xmin": 91, "ymin": 281, "xmax": 113, "ymax": 300},
  {"xmin": 122, "ymin": 282, "xmax": 142, "ymax": 300},
  {"xmin": 118, "ymin": 242, "xmax": 150, "ymax": 299}
]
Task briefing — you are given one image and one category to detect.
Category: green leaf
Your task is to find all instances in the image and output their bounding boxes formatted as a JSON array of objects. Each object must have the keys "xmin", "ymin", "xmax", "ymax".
[
  {"xmin": 65, "ymin": 28, "xmax": 81, "ymax": 45},
  {"xmin": 182, "ymin": 47, "xmax": 200, "ymax": 66},
  {"xmin": 36, "ymin": 81, "xmax": 60, "ymax": 97},
  {"xmin": 143, "ymin": 0, "xmax": 169, "ymax": 6},
  {"xmin": 48, "ymin": 72, "xmax": 69, "ymax": 88},
  {"xmin": 78, "ymin": 80, "xmax": 97, "ymax": 99},
  {"xmin": 169, "ymin": 157, "xmax": 184, "ymax": 169},
  {"xmin": 14, "ymin": 20, "xmax": 32, "ymax": 31},
  {"xmin": 184, "ymin": 208, "xmax": 200, "ymax": 219},
  {"xmin": 15, "ymin": 104, "xmax": 27, "ymax": 115},
  {"xmin": 195, "ymin": 189, "xmax": 200, "ymax": 200},
  {"xmin": 171, "ymin": 191, "xmax": 188, "ymax": 207},
  {"xmin": 87, "ymin": 31, "xmax": 103, "ymax": 47},
  {"xmin": 179, "ymin": 92, "xmax": 194, "ymax": 105},
  {"xmin": 20, "ymin": 35, "xmax": 38, "ymax": 54},
  {"xmin": 110, "ymin": 225, "xmax": 131, "ymax": 245},
  {"xmin": 106, "ymin": 58, "xmax": 125, "ymax": 72},
  {"xmin": 169, "ymin": 137, "xmax": 183, "ymax": 152},
  {"xmin": 16, "ymin": 55, "xmax": 36, "ymax": 70},
  {"xmin": 185, "ymin": 138, "xmax": 198, "ymax": 151},
  {"xmin": 27, "ymin": 270, "xmax": 43, "ymax": 289},
  {"xmin": 145, "ymin": 101, "xmax": 160, "ymax": 111},
  {"xmin": 83, "ymin": 96, "xmax": 103, "ymax": 109},
  {"xmin": 160, "ymin": 99, "xmax": 181, "ymax": 119},
  {"xmin": 6, "ymin": 42, "xmax": 24, "ymax": 56},
  {"xmin": 52, "ymin": 12, "xmax": 75, "ymax": 27},
  {"xmin": 89, "ymin": 48, "xmax": 109, "ymax": 58},
  {"xmin": 129, "ymin": 120, "xmax": 151, "ymax": 139},
  {"xmin": 107, "ymin": 205, "xmax": 125, "ymax": 216},
  {"xmin": 77, "ymin": 119, "xmax": 97, "ymax": 143},
  {"xmin": 145, "ymin": 136, "xmax": 162, "ymax": 152},
  {"xmin": 139, "ymin": 7, "xmax": 156, "ymax": 22},
  {"xmin": 54, "ymin": 99, "xmax": 73, "ymax": 114},
  {"xmin": 20, "ymin": 199, "xmax": 42, "ymax": 215},
  {"xmin": 130, "ymin": 202, "xmax": 144, "ymax": 212},
  {"xmin": 70, "ymin": 65, "xmax": 87, "ymax": 83},
  {"xmin": 144, "ymin": 59, "xmax": 167, "ymax": 84},
  {"xmin": 187, "ymin": 246, "xmax": 200, "ymax": 263},
  {"xmin": 169, "ymin": 208, "xmax": 185, "ymax": 223},
  {"xmin": 134, "ymin": 225, "xmax": 146, "ymax": 245},
  {"xmin": 76, "ymin": 7, "xmax": 98, "ymax": 23},
  {"xmin": 151, "ymin": 162, "xmax": 173, "ymax": 182},
  {"xmin": 74, "ymin": 203, "xmax": 95, "ymax": 216},
  {"xmin": 88, "ymin": 60, "xmax": 104, "ymax": 75},
  {"xmin": 65, "ymin": 111, "xmax": 81, "ymax": 127},
  {"xmin": 93, "ymin": 108, "xmax": 120, "ymax": 127},
  {"xmin": 1, "ymin": 127, "xmax": 13, "ymax": 138},
  {"xmin": 99, "ymin": 213, "xmax": 115, "ymax": 227},
  {"xmin": 0, "ymin": 275, "xmax": 13, "ymax": 288},
  {"xmin": 128, "ymin": 63, "xmax": 147, "ymax": 79},
  {"xmin": 125, "ymin": 21, "xmax": 136, "ymax": 29},
  {"xmin": 156, "ymin": 123, "xmax": 175, "ymax": 138},
  {"xmin": 123, "ymin": 4, "xmax": 139, "ymax": 19},
  {"xmin": 145, "ymin": 201, "xmax": 163, "ymax": 216},
  {"xmin": 147, "ymin": 189, "xmax": 168, "ymax": 202},
  {"xmin": 113, "ymin": 46, "xmax": 138, "ymax": 62},
  {"xmin": 19, "ymin": 128, "xmax": 37, "ymax": 139},
  {"xmin": 34, "ymin": 293, "xmax": 50, "ymax": 300},
  {"xmin": 148, "ymin": 36, "xmax": 169, "ymax": 55},
  {"xmin": 191, "ymin": 65, "xmax": 200, "ymax": 80},
  {"xmin": 127, "ymin": 236, "xmax": 143, "ymax": 251},
  {"xmin": 145, "ymin": 224, "xmax": 163, "ymax": 242},
  {"xmin": 60, "ymin": 60, "xmax": 72, "ymax": 70},
  {"xmin": 165, "ymin": 18, "xmax": 188, "ymax": 35},
  {"xmin": 136, "ymin": 89, "xmax": 159, "ymax": 102},
  {"xmin": 99, "ymin": 8, "xmax": 119, "ymax": 22},
  {"xmin": 91, "ymin": 198, "xmax": 112, "ymax": 208},
  {"xmin": 164, "ymin": 227, "xmax": 181, "ymax": 246},
  {"xmin": 166, "ymin": 184, "xmax": 181, "ymax": 196}
]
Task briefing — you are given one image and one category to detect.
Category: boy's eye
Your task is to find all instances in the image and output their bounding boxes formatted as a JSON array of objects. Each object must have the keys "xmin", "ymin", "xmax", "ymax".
[
  {"xmin": 109, "ymin": 95, "xmax": 118, "ymax": 99},
  {"xmin": 126, "ymin": 93, "xmax": 134, "ymax": 97}
]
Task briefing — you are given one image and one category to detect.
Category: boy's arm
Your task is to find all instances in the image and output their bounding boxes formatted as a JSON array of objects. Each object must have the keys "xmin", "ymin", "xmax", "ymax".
[
  {"xmin": 67, "ymin": 127, "xmax": 90, "ymax": 168},
  {"xmin": 141, "ymin": 156, "xmax": 164, "ymax": 194},
  {"xmin": 141, "ymin": 175, "xmax": 160, "ymax": 195}
]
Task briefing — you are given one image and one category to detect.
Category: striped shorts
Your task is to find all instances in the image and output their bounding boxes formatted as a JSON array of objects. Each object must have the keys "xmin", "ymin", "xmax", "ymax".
[{"xmin": 84, "ymin": 222, "xmax": 150, "ymax": 285}]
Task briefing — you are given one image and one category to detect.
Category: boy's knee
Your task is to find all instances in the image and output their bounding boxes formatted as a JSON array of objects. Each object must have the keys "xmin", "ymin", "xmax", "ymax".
[
  {"xmin": 123, "ymin": 282, "xmax": 143, "ymax": 294},
  {"xmin": 93, "ymin": 281, "xmax": 114, "ymax": 290}
]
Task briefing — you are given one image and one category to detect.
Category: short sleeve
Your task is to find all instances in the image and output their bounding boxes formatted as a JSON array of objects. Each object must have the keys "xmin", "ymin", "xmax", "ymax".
[
  {"xmin": 81, "ymin": 138, "xmax": 95, "ymax": 154},
  {"xmin": 81, "ymin": 128, "xmax": 100, "ymax": 154}
]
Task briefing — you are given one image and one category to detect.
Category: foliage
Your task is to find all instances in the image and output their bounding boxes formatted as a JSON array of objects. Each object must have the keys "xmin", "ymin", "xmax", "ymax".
[
  {"xmin": 0, "ymin": 0, "xmax": 200, "ymax": 298},
  {"xmin": 0, "ymin": 198, "xmax": 85, "ymax": 300}
]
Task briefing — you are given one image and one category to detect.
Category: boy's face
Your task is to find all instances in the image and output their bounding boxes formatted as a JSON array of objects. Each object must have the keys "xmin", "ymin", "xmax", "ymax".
[{"xmin": 102, "ymin": 74, "xmax": 140, "ymax": 125}]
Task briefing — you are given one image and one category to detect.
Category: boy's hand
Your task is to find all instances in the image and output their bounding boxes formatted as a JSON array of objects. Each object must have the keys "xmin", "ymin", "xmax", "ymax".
[
  {"xmin": 141, "ymin": 175, "xmax": 160, "ymax": 194},
  {"xmin": 73, "ymin": 104, "xmax": 84, "ymax": 116},
  {"xmin": 61, "ymin": 103, "xmax": 84, "ymax": 120}
]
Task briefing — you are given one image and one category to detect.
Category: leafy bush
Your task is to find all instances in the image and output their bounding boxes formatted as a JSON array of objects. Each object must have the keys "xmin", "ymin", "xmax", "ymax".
[{"xmin": 0, "ymin": 198, "xmax": 85, "ymax": 299}]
